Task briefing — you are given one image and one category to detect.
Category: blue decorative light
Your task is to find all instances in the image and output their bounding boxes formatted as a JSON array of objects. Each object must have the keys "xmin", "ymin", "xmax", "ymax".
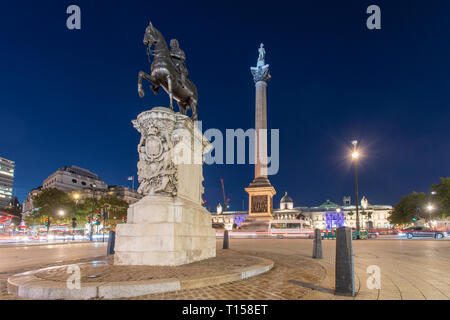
[
  {"xmin": 234, "ymin": 214, "xmax": 248, "ymax": 227},
  {"xmin": 325, "ymin": 211, "xmax": 345, "ymax": 230}
]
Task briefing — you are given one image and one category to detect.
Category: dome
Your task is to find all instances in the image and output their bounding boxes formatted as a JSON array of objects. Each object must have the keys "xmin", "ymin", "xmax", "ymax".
[
  {"xmin": 320, "ymin": 199, "xmax": 338, "ymax": 208},
  {"xmin": 280, "ymin": 192, "xmax": 294, "ymax": 210},
  {"xmin": 280, "ymin": 192, "xmax": 293, "ymax": 203}
]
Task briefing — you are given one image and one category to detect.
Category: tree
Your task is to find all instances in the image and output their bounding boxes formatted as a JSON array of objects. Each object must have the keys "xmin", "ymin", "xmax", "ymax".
[
  {"xmin": 98, "ymin": 196, "xmax": 128, "ymax": 216},
  {"xmin": 431, "ymin": 178, "xmax": 450, "ymax": 218},
  {"xmin": 389, "ymin": 192, "xmax": 427, "ymax": 225},
  {"xmin": 26, "ymin": 188, "xmax": 75, "ymax": 225},
  {"xmin": 97, "ymin": 196, "xmax": 128, "ymax": 213}
]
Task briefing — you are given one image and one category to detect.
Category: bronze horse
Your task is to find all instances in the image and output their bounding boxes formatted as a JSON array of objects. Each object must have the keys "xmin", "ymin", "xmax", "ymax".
[{"xmin": 137, "ymin": 22, "xmax": 198, "ymax": 120}]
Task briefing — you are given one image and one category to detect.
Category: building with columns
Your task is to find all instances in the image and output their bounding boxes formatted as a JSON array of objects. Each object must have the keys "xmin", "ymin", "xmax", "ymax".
[
  {"xmin": 301, "ymin": 197, "xmax": 392, "ymax": 230},
  {"xmin": 212, "ymin": 193, "xmax": 392, "ymax": 231}
]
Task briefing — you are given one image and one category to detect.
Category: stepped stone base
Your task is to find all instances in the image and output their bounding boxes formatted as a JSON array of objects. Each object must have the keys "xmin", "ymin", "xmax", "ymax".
[{"xmin": 114, "ymin": 195, "xmax": 216, "ymax": 266}]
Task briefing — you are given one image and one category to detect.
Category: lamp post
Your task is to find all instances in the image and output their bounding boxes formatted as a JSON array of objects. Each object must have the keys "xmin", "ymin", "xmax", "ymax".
[
  {"xmin": 426, "ymin": 203, "xmax": 434, "ymax": 227},
  {"xmin": 351, "ymin": 140, "xmax": 361, "ymax": 238},
  {"xmin": 73, "ymin": 193, "xmax": 79, "ymax": 241},
  {"xmin": 90, "ymin": 184, "xmax": 96, "ymax": 241},
  {"xmin": 102, "ymin": 204, "xmax": 112, "ymax": 243},
  {"xmin": 58, "ymin": 210, "xmax": 65, "ymax": 241}
]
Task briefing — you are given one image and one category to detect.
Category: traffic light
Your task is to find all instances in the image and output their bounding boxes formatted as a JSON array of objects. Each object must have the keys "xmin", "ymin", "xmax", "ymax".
[
  {"xmin": 44, "ymin": 217, "xmax": 50, "ymax": 227},
  {"xmin": 72, "ymin": 217, "xmax": 77, "ymax": 228},
  {"xmin": 121, "ymin": 216, "xmax": 127, "ymax": 223},
  {"xmin": 86, "ymin": 216, "xmax": 91, "ymax": 224}
]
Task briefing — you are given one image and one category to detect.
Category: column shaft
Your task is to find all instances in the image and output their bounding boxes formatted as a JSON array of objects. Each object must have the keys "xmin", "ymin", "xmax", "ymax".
[{"xmin": 255, "ymin": 81, "xmax": 268, "ymax": 179}]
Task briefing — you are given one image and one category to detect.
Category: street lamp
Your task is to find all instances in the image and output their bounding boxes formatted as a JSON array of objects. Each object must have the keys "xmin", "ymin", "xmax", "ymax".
[
  {"xmin": 73, "ymin": 193, "xmax": 80, "ymax": 241},
  {"xmin": 57, "ymin": 210, "xmax": 65, "ymax": 241},
  {"xmin": 90, "ymin": 184, "xmax": 97, "ymax": 241},
  {"xmin": 351, "ymin": 140, "xmax": 361, "ymax": 238},
  {"xmin": 426, "ymin": 203, "xmax": 434, "ymax": 226}
]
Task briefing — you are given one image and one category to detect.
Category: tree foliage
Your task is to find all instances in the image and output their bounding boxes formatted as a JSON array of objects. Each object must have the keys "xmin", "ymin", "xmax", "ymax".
[
  {"xmin": 97, "ymin": 196, "xmax": 129, "ymax": 228},
  {"xmin": 389, "ymin": 192, "xmax": 427, "ymax": 224},
  {"xmin": 390, "ymin": 177, "xmax": 450, "ymax": 225},
  {"xmin": 26, "ymin": 188, "xmax": 75, "ymax": 225},
  {"xmin": 25, "ymin": 188, "xmax": 129, "ymax": 227},
  {"xmin": 431, "ymin": 178, "xmax": 450, "ymax": 218}
]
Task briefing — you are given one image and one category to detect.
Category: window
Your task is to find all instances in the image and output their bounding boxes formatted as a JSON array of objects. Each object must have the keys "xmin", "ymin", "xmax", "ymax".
[
  {"xmin": 81, "ymin": 182, "xmax": 86, "ymax": 186},
  {"xmin": 72, "ymin": 179, "xmax": 77, "ymax": 183}
]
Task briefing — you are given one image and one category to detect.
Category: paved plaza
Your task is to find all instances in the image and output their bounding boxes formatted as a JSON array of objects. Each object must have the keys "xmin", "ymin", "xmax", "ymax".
[
  {"xmin": 140, "ymin": 238, "xmax": 450, "ymax": 300},
  {"xmin": 1, "ymin": 238, "xmax": 449, "ymax": 300}
]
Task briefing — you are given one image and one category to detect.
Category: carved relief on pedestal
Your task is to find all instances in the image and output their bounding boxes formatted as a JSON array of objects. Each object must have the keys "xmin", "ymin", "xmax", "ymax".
[
  {"xmin": 251, "ymin": 195, "xmax": 268, "ymax": 213},
  {"xmin": 132, "ymin": 108, "xmax": 178, "ymax": 196},
  {"xmin": 133, "ymin": 107, "xmax": 210, "ymax": 200}
]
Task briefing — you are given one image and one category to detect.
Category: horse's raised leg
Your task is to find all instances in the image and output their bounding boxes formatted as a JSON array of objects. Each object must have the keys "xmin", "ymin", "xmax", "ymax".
[
  {"xmin": 138, "ymin": 71, "xmax": 154, "ymax": 98},
  {"xmin": 167, "ymin": 75, "xmax": 173, "ymax": 110},
  {"xmin": 138, "ymin": 71, "xmax": 146, "ymax": 98}
]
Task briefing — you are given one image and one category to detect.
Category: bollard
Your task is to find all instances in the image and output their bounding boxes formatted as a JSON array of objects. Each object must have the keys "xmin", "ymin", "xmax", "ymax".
[
  {"xmin": 312, "ymin": 229, "xmax": 322, "ymax": 259},
  {"xmin": 335, "ymin": 227, "xmax": 355, "ymax": 296},
  {"xmin": 107, "ymin": 230, "xmax": 116, "ymax": 255},
  {"xmin": 223, "ymin": 230, "xmax": 229, "ymax": 249}
]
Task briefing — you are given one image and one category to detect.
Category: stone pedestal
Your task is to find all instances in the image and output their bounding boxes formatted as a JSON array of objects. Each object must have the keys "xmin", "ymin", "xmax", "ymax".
[
  {"xmin": 244, "ymin": 185, "xmax": 276, "ymax": 220},
  {"xmin": 114, "ymin": 195, "xmax": 216, "ymax": 266},
  {"xmin": 114, "ymin": 107, "xmax": 216, "ymax": 266}
]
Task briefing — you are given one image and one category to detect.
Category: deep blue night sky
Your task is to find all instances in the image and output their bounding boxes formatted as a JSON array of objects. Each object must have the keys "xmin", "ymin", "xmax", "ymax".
[{"xmin": 1, "ymin": 0, "xmax": 449, "ymax": 210}]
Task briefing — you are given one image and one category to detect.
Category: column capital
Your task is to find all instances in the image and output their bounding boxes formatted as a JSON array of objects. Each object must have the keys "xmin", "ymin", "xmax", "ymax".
[{"xmin": 250, "ymin": 64, "xmax": 271, "ymax": 84}]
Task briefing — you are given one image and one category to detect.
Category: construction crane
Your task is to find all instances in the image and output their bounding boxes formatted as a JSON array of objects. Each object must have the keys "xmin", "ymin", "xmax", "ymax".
[{"xmin": 220, "ymin": 178, "xmax": 230, "ymax": 211}]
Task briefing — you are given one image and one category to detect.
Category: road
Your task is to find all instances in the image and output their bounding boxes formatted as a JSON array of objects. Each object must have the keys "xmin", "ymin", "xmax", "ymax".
[
  {"xmin": 0, "ymin": 242, "xmax": 107, "ymax": 273},
  {"xmin": 1, "ymin": 238, "xmax": 449, "ymax": 299}
]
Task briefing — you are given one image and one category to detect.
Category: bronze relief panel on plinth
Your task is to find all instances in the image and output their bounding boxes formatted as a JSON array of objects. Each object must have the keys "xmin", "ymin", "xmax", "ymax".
[{"xmin": 251, "ymin": 195, "xmax": 268, "ymax": 213}]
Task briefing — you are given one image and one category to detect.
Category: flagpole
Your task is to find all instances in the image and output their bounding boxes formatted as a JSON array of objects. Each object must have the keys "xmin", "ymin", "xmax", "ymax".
[{"xmin": 132, "ymin": 176, "xmax": 134, "ymax": 190}]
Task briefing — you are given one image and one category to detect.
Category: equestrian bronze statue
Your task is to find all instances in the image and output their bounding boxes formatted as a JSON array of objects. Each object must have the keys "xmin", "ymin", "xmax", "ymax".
[{"xmin": 138, "ymin": 22, "xmax": 199, "ymax": 120}]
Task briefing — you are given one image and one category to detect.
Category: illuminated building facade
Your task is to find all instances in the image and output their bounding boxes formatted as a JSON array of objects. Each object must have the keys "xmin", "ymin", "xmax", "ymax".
[{"xmin": 0, "ymin": 157, "xmax": 15, "ymax": 208}]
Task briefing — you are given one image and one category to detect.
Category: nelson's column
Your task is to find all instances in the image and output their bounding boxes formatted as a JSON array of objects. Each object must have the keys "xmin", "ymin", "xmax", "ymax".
[{"xmin": 244, "ymin": 44, "xmax": 276, "ymax": 223}]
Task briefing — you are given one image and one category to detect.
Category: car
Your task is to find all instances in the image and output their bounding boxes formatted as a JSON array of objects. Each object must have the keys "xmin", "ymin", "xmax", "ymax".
[
  {"xmin": 400, "ymin": 226, "xmax": 447, "ymax": 239},
  {"xmin": 368, "ymin": 231, "xmax": 379, "ymax": 239}
]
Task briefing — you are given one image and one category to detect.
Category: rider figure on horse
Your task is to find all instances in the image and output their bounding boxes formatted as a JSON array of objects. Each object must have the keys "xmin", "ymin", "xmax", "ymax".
[{"xmin": 169, "ymin": 39, "xmax": 188, "ymax": 88}]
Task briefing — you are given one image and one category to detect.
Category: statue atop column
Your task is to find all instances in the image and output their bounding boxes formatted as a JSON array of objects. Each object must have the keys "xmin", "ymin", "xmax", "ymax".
[
  {"xmin": 251, "ymin": 43, "xmax": 271, "ymax": 83},
  {"xmin": 257, "ymin": 43, "xmax": 266, "ymax": 65}
]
